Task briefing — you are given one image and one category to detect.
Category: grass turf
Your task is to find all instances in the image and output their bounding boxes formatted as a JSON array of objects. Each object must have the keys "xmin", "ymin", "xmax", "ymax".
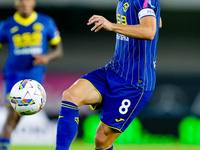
[{"xmin": 10, "ymin": 140, "xmax": 200, "ymax": 150}]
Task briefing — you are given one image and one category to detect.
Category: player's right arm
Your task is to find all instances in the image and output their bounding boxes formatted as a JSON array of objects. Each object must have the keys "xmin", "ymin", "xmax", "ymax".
[
  {"xmin": 88, "ymin": 0, "xmax": 161, "ymax": 40},
  {"xmin": 0, "ymin": 21, "xmax": 7, "ymax": 49},
  {"xmin": 87, "ymin": 15, "xmax": 157, "ymax": 40}
]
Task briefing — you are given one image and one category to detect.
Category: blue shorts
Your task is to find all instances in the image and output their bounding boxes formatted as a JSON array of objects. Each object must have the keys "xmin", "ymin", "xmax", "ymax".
[
  {"xmin": 81, "ymin": 67, "xmax": 153, "ymax": 132},
  {"xmin": 3, "ymin": 69, "xmax": 44, "ymax": 104}
]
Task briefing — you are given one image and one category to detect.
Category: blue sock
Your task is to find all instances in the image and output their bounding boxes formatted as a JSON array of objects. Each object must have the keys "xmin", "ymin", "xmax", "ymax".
[
  {"xmin": 0, "ymin": 138, "xmax": 10, "ymax": 150},
  {"xmin": 55, "ymin": 101, "xmax": 79, "ymax": 150},
  {"xmin": 95, "ymin": 145, "xmax": 113, "ymax": 150}
]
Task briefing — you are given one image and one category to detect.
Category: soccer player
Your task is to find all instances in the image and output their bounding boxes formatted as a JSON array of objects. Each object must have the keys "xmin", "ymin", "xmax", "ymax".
[
  {"xmin": 0, "ymin": 0, "xmax": 63, "ymax": 149},
  {"xmin": 56, "ymin": 0, "xmax": 161, "ymax": 150}
]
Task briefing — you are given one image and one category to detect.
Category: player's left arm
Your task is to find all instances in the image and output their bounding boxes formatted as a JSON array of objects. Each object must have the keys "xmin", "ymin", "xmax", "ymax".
[
  {"xmin": 88, "ymin": 15, "xmax": 158, "ymax": 40},
  {"xmin": 33, "ymin": 41, "xmax": 63, "ymax": 65},
  {"xmin": 33, "ymin": 16, "xmax": 63, "ymax": 65},
  {"xmin": 159, "ymin": 17, "xmax": 162, "ymax": 28}
]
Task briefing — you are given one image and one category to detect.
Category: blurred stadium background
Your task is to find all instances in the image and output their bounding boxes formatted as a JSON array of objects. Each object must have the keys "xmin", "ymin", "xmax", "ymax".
[{"xmin": 1, "ymin": 0, "xmax": 200, "ymax": 147}]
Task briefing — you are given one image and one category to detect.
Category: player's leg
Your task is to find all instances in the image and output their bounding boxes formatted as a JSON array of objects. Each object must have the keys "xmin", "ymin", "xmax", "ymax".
[
  {"xmin": 56, "ymin": 79, "xmax": 102, "ymax": 150},
  {"xmin": 0, "ymin": 104, "xmax": 21, "ymax": 150},
  {"xmin": 95, "ymin": 122, "xmax": 121, "ymax": 150},
  {"xmin": 94, "ymin": 90, "xmax": 153, "ymax": 150},
  {"xmin": 93, "ymin": 69, "xmax": 154, "ymax": 149},
  {"xmin": 0, "ymin": 73, "xmax": 24, "ymax": 150}
]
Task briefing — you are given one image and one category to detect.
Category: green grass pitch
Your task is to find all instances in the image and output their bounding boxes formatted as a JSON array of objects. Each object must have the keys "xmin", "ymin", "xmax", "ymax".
[{"xmin": 10, "ymin": 140, "xmax": 200, "ymax": 150}]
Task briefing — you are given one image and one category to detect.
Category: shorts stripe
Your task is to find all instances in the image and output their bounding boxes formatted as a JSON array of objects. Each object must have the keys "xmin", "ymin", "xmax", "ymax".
[
  {"xmin": 120, "ymin": 91, "xmax": 144, "ymax": 130},
  {"xmin": 101, "ymin": 121, "xmax": 123, "ymax": 133}
]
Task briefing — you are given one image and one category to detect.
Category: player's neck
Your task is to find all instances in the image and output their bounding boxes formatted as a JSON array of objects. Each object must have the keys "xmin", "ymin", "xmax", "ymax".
[
  {"xmin": 18, "ymin": 11, "xmax": 33, "ymax": 18},
  {"xmin": 14, "ymin": 11, "xmax": 37, "ymax": 26}
]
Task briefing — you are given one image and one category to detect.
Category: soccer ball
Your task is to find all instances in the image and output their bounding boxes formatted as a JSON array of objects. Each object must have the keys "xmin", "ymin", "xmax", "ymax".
[{"xmin": 10, "ymin": 79, "xmax": 46, "ymax": 115}]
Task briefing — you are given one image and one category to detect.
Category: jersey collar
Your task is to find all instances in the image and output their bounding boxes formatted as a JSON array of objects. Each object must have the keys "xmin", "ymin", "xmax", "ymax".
[{"xmin": 14, "ymin": 11, "xmax": 38, "ymax": 26}]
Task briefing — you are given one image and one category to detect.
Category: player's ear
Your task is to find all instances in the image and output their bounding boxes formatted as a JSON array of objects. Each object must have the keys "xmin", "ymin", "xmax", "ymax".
[
  {"xmin": 33, "ymin": 0, "xmax": 36, "ymax": 8},
  {"xmin": 31, "ymin": 0, "xmax": 36, "ymax": 10},
  {"xmin": 14, "ymin": 0, "xmax": 19, "ymax": 10}
]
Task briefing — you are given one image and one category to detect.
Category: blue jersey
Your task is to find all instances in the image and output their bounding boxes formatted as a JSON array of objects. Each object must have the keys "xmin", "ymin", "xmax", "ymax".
[
  {"xmin": 107, "ymin": 0, "xmax": 160, "ymax": 91},
  {"xmin": 0, "ymin": 11, "xmax": 61, "ymax": 75}
]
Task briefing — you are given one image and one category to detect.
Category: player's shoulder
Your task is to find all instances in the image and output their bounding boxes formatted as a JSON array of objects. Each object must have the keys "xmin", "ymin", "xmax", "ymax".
[
  {"xmin": 135, "ymin": 0, "xmax": 159, "ymax": 2},
  {"xmin": 36, "ymin": 12, "xmax": 54, "ymax": 23},
  {"xmin": 133, "ymin": 0, "xmax": 159, "ymax": 5},
  {"xmin": 0, "ymin": 15, "xmax": 14, "ymax": 29},
  {"xmin": 2, "ymin": 15, "xmax": 14, "ymax": 24},
  {"xmin": 134, "ymin": 0, "xmax": 160, "ymax": 10}
]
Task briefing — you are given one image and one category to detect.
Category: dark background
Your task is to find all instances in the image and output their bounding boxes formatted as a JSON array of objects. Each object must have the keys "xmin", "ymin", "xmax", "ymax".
[{"xmin": 0, "ymin": 4, "xmax": 200, "ymax": 137}]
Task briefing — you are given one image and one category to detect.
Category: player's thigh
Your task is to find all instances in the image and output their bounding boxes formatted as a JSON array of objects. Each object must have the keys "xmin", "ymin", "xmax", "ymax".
[
  {"xmin": 4, "ymin": 73, "xmax": 25, "ymax": 105},
  {"xmin": 62, "ymin": 79, "xmax": 101, "ymax": 106}
]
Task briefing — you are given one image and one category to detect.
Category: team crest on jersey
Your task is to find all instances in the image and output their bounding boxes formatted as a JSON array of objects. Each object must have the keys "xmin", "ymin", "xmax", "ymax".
[
  {"xmin": 10, "ymin": 26, "xmax": 19, "ymax": 34},
  {"xmin": 33, "ymin": 23, "xmax": 44, "ymax": 31},
  {"xmin": 123, "ymin": 2, "xmax": 129, "ymax": 12}
]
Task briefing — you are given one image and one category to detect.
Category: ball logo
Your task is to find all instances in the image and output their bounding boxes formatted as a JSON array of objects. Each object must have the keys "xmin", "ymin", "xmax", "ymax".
[
  {"xmin": 10, "ymin": 97, "xmax": 18, "ymax": 105},
  {"xmin": 19, "ymin": 80, "xmax": 33, "ymax": 89},
  {"xmin": 22, "ymin": 91, "xmax": 35, "ymax": 105}
]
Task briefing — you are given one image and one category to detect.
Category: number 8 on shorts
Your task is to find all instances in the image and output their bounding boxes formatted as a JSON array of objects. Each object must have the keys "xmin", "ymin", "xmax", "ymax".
[{"xmin": 119, "ymin": 99, "xmax": 131, "ymax": 115}]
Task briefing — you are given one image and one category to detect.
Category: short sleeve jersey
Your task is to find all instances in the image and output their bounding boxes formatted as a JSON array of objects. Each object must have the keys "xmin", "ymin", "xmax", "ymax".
[
  {"xmin": 0, "ymin": 11, "xmax": 61, "ymax": 73},
  {"xmin": 107, "ymin": 0, "xmax": 161, "ymax": 91}
]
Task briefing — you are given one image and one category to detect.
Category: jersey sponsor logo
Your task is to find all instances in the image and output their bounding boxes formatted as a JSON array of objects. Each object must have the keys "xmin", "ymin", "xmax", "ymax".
[
  {"xmin": 10, "ymin": 26, "xmax": 19, "ymax": 34},
  {"xmin": 12, "ymin": 32, "xmax": 42, "ymax": 48},
  {"xmin": 123, "ymin": 2, "xmax": 129, "ymax": 12},
  {"xmin": 14, "ymin": 47, "xmax": 42, "ymax": 55},
  {"xmin": 115, "ymin": 118, "xmax": 125, "ymax": 122},
  {"xmin": 117, "ymin": 33, "xmax": 129, "ymax": 41}
]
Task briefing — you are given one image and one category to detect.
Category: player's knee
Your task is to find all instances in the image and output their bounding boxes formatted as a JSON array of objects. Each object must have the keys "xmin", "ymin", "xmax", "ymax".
[
  {"xmin": 95, "ymin": 135, "xmax": 106, "ymax": 147},
  {"xmin": 95, "ymin": 132, "xmax": 110, "ymax": 148},
  {"xmin": 62, "ymin": 89, "xmax": 73, "ymax": 101},
  {"xmin": 62, "ymin": 89, "xmax": 80, "ymax": 105}
]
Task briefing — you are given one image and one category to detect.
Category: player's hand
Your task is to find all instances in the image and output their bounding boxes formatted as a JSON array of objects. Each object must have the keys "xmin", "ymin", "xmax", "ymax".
[
  {"xmin": 32, "ymin": 55, "xmax": 50, "ymax": 65},
  {"xmin": 87, "ymin": 15, "xmax": 113, "ymax": 32}
]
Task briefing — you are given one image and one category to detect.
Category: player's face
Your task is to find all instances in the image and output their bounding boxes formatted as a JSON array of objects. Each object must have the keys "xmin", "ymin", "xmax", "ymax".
[{"xmin": 15, "ymin": 0, "xmax": 36, "ymax": 18}]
